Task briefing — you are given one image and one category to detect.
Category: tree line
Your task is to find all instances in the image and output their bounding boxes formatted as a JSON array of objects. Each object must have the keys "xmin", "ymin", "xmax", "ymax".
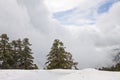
[
  {"xmin": 0, "ymin": 33, "xmax": 120, "ymax": 71},
  {"xmin": 0, "ymin": 34, "xmax": 38, "ymax": 69},
  {"xmin": 0, "ymin": 34, "xmax": 78, "ymax": 69}
]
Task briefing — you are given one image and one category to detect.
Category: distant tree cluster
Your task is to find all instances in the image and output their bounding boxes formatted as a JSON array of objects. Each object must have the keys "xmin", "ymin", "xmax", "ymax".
[
  {"xmin": 99, "ymin": 50, "xmax": 120, "ymax": 71},
  {"xmin": 45, "ymin": 39, "xmax": 78, "ymax": 70},
  {"xmin": 99, "ymin": 63, "xmax": 120, "ymax": 71},
  {"xmin": 0, "ymin": 34, "xmax": 38, "ymax": 69}
]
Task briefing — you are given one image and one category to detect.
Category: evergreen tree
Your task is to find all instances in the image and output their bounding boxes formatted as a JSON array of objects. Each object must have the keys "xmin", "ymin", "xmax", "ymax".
[
  {"xmin": 0, "ymin": 34, "xmax": 13, "ymax": 69},
  {"xmin": 11, "ymin": 39, "xmax": 23, "ymax": 69},
  {"xmin": 19, "ymin": 38, "xmax": 37, "ymax": 69},
  {"xmin": 16, "ymin": 39, "xmax": 24, "ymax": 69},
  {"xmin": 45, "ymin": 39, "xmax": 78, "ymax": 69}
]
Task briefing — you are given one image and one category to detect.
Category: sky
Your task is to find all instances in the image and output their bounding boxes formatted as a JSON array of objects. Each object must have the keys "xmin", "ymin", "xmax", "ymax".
[{"xmin": 0, "ymin": 0, "xmax": 120, "ymax": 69}]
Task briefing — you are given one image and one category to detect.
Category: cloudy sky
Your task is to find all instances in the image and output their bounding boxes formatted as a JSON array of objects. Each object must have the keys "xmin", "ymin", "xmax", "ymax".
[{"xmin": 0, "ymin": 0, "xmax": 120, "ymax": 69}]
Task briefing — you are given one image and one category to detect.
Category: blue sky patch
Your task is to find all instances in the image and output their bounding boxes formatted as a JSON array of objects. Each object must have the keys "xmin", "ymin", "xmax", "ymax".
[
  {"xmin": 53, "ymin": 8, "xmax": 96, "ymax": 26},
  {"xmin": 53, "ymin": 8, "xmax": 77, "ymax": 25},
  {"xmin": 97, "ymin": 0, "xmax": 120, "ymax": 14},
  {"xmin": 53, "ymin": 8, "xmax": 76, "ymax": 20}
]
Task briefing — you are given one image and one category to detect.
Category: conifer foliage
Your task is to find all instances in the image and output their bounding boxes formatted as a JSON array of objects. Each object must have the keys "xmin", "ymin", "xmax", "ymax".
[
  {"xmin": 0, "ymin": 34, "xmax": 38, "ymax": 69},
  {"xmin": 0, "ymin": 34, "xmax": 13, "ymax": 68},
  {"xmin": 45, "ymin": 39, "xmax": 78, "ymax": 69}
]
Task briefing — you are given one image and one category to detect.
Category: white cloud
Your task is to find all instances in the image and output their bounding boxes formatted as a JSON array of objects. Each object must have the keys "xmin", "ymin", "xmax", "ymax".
[
  {"xmin": 50, "ymin": 0, "xmax": 107, "ymax": 26},
  {"xmin": 95, "ymin": 1, "xmax": 120, "ymax": 47},
  {"xmin": 44, "ymin": 0, "xmax": 83, "ymax": 13},
  {"xmin": 62, "ymin": 25, "xmax": 113, "ymax": 68},
  {"xmin": 60, "ymin": 1, "xmax": 120, "ymax": 68}
]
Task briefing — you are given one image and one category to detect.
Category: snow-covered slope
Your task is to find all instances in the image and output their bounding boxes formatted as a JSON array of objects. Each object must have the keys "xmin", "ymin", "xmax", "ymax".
[{"xmin": 0, "ymin": 68, "xmax": 120, "ymax": 80}]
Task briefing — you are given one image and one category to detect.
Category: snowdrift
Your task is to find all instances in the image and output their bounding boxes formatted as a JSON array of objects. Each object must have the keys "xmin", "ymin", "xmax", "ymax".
[{"xmin": 0, "ymin": 68, "xmax": 120, "ymax": 80}]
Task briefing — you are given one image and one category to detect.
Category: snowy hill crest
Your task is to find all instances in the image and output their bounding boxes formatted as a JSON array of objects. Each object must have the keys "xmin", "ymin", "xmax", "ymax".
[{"xmin": 0, "ymin": 68, "xmax": 120, "ymax": 80}]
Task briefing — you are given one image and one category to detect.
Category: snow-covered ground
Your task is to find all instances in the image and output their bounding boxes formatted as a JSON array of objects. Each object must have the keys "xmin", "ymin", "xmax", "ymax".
[{"xmin": 0, "ymin": 68, "xmax": 120, "ymax": 80}]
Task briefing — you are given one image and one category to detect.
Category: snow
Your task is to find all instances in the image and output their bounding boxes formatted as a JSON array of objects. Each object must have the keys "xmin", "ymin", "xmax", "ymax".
[{"xmin": 0, "ymin": 68, "xmax": 120, "ymax": 80}]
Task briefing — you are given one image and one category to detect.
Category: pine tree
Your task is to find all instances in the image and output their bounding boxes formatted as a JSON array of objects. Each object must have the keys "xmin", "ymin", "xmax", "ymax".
[
  {"xmin": 11, "ymin": 39, "xmax": 22, "ymax": 69},
  {"xmin": 45, "ymin": 39, "xmax": 78, "ymax": 69},
  {"xmin": 0, "ymin": 34, "xmax": 13, "ymax": 69},
  {"xmin": 19, "ymin": 38, "xmax": 37, "ymax": 69}
]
